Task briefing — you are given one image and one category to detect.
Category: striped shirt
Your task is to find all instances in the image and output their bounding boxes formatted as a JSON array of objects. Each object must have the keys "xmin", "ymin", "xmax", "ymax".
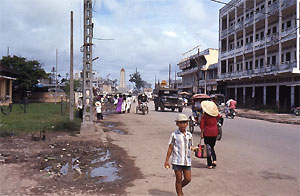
[{"xmin": 168, "ymin": 129, "xmax": 193, "ymax": 166}]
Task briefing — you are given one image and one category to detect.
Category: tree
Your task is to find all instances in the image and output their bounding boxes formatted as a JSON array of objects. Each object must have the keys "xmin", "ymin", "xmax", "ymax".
[
  {"xmin": 0, "ymin": 55, "xmax": 48, "ymax": 97},
  {"xmin": 129, "ymin": 69, "xmax": 145, "ymax": 91}
]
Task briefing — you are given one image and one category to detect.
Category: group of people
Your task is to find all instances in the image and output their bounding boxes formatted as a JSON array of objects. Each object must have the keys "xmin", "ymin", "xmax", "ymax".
[
  {"xmin": 114, "ymin": 94, "xmax": 133, "ymax": 114},
  {"xmin": 164, "ymin": 100, "xmax": 224, "ymax": 196}
]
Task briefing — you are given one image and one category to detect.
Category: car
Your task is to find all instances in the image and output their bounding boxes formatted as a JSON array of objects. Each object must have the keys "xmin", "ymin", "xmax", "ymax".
[{"xmin": 154, "ymin": 88, "xmax": 183, "ymax": 112}]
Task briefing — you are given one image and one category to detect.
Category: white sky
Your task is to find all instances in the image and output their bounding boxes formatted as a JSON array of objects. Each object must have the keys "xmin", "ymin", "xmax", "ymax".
[{"xmin": 0, "ymin": 0, "xmax": 228, "ymax": 87}]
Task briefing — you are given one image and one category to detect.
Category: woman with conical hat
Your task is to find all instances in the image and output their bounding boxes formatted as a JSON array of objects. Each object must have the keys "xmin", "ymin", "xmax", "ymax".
[{"xmin": 200, "ymin": 100, "xmax": 221, "ymax": 169}]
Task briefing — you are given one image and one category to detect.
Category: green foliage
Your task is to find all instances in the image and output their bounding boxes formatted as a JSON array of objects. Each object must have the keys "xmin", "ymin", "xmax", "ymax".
[
  {"xmin": 129, "ymin": 70, "xmax": 145, "ymax": 91},
  {"xmin": 1, "ymin": 55, "xmax": 48, "ymax": 95},
  {"xmin": 63, "ymin": 79, "xmax": 81, "ymax": 95},
  {"xmin": 0, "ymin": 103, "xmax": 81, "ymax": 136}
]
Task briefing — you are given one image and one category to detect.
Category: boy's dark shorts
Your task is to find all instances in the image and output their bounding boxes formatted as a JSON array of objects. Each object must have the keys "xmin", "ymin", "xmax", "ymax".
[{"xmin": 172, "ymin": 164, "xmax": 191, "ymax": 171}]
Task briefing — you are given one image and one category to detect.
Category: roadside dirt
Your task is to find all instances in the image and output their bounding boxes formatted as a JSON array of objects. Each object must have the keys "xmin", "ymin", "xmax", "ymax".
[{"xmin": 0, "ymin": 105, "xmax": 142, "ymax": 196}]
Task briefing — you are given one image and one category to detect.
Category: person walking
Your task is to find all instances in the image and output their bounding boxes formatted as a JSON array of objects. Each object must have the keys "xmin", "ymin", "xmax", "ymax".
[
  {"xmin": 164, "ymin": 114, "xmax": 197, "ymax": 196},
  {"xmin": 121, "ymin": 94, "xmax": 127, "ymax": 114},
  {"xmin": 200, "ymin": 100, "xmax": 221, "ymax": 169},
  {"xmin": 116, "ymin": 94, "xmax": 123, "ymax": 113}
]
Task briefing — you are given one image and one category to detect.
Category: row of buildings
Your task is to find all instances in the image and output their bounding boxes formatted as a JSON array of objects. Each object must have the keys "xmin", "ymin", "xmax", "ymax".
[{"xmin": 177, "ymin": 0, "xmax": 300, "ymax": 111}]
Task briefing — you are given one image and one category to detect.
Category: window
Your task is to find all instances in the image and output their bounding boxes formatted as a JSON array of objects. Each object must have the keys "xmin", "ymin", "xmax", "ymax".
[
  {"xmin": 267, "ymin": 57, "xmax": 270, "ymax": 65},
  {"xmin": 268, "ymin": 1, "xmax": 271, "ymax": 5},
  {"xmin": 272, "ymin": 55, "xmax": 276, "ymax": 65},
  {"xmin": 287, "ymin": 20, "xmax": 291, "ymax": 28},
  {"xmin": 261, "ymin": 5, "xmax": 264, "ymax": 9},
  {"xmin": 237, "ymin": 63, "xmax": 239, "ymax": 71},
  {"xmin": 246, "ymin": 37, "xmax": 249, "ymax": 43},
  {"xmin": 286, "ymin": 52, "xmax": 291, "ymax": 61},
  {"xmin": 238, "ymin": 18, "xmax": 240, "ymax": 22},
  {"xmin": 260, "ymin": 31, "xmax": 264, "ymax": 39},
  {"xmin": 281, "ymin": 53, "xmax": 284, "ymax": 62},
  {"xmin": 241, "ymin": 40, "xmax": 243, "ymax": 46},
  {"xmin": 246, "ymin": 62, "xmax": 249, "ymax": 69},
  {"xmin": 255, "ymin": 59, "xmax": 259, "ymax": 68},
  {"xmin": 256, "ymin": 33, "xmax": 259, "ymax": 40},
  {"xmin": 249, "ymin": 61, "xmax": 253, "ymax": 69},
  {"xmin": 282, "ymin": 23, "xmax": 285, "ymax": 30},
  {"xmin": 246, "ymin": 13, "xmax": 249, "ymax": 18},
  {"xmin": 272, "ymin": 26, "xmax": 276, "ymax": 34},
  {"xmin": 260, "ymin": 58, "xmax": 264, "ymax": 67},
  {"xmin": 267, "ymin": 29, "xmax": 271, "ymax": 35},
  {"xmin": 250, "ymin": 36, "xmax": 253, "ymax": 42}
]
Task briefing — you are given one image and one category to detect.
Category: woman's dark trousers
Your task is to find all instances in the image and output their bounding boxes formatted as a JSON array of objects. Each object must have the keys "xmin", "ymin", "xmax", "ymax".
[{"xmin": 204, "ymin": 136, "xmax": 217, "ymax": 166}]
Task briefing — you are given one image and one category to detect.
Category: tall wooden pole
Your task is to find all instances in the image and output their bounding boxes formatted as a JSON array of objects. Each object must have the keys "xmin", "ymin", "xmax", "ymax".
[
  {"xmin": 55, "ymin": 49, "xmax": 58, "ymax": 104},
  {"xmin": 169, "ymin": 63, "xmax": 171, "ymax": 88},
  {"xmin": 69, "ymin": 11, "xmax": 74, "ymax": 121}
]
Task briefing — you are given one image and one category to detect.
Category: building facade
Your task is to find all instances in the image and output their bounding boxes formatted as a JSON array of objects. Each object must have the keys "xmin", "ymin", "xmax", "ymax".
[
  {"xmin": 219, "ymin": 0, "xmax": 300, "ymax": 110},
  {"xmin": 177, "ymin": 48, "xmax": 219, "ymax": 94},
  {"xmin": 0, "ymin": 63, "xmax": 16, "ymax": 105}
]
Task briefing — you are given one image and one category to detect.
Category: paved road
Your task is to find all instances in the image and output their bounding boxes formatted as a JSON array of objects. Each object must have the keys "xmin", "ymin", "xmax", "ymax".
[{"xmin": 105, "ymin": 101, "xmax": 300, "ymax": 196}]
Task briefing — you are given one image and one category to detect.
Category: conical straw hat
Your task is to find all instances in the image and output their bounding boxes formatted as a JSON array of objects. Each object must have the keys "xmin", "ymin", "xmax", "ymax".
[{"xmin": 201, "ymin": 101, "xmax": 219, "ymax": 117}]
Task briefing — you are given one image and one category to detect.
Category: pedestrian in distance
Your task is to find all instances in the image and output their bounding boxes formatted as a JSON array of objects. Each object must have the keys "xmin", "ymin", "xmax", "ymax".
[
  {"xmin": 200, "ymin": 100, "xmax": 221, "ymax": 169},
  {"xmin": 164, "ymin": 114, "xmax": 197, "ymax": 196},
  {"xmin": 116, "ymin": 94, "xmax": 123, "ymax": 113},
  {"xmin": 95, "ymin": 100, "xmax": 103, "ymax": 122}
]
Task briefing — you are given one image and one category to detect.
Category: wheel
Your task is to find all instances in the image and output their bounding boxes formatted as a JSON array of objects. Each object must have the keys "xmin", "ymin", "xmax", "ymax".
[
  {"xmin": 231, "ymin": 115, "xmax": 234, "ymax": 119},
  {"xmin": 142, "ymin": 108, "xmax": 145, "ymax": 115},
  {"xmin": 171, "ymin": 108, "xmax": 175, "ymax": 112},
  {"xmin": 0, "ymin": 104, "xmax": 12, "ymax": 115},
  {"xmin": 147, "ymin": 107, "xmax": 149, "ymax": 114},
  {"xmin": 160, "ymin": 105, "xmax": 165, "ymax": 112},
  {"xmin": 188, "ymin": 118, "xmax": 194, "ymax": 133},
  {"xmin": 136, "ymin": 107, "xmax": 138, "ymax": 114},
  {"xmin": 178, "ymin": 107, "xmax": 183, "ymax": 113},
  {"xmin": 217, "ymin": 126, "xmax": 222, "ymax": 141},
  {"xmin": 155, "ymin": 105, "xmax": 158, "ymax": 111}
]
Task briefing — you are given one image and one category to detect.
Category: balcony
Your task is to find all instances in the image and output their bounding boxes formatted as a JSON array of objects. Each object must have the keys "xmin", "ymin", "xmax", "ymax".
[
  {"xmin": 244, "ymin": 43, "xmax": 253, "ymax": 53},
  {"xmin": 221, "ymin": 29, "xmax": 228, "ymax": 39},
  {"xmin": 268, "ymin": 1, "xmax": 279, "ymax": 15},
  {"xmin": 228, "ymin": 25, "xmax": 235, "ymax": 35},
  {"xmin": 254, "ymin": 39, "xmax": 265, "ymax": 49},
  {"xmin": 281, "ymin": 27, "xmax": 297, "ymax": 42},
  {"xmin": 244, "ymin": 16, "xmax": 254, "ymax": 27},
  {"xmin": 255, "ymin": 12, "xmax": 265, "ymax": 22},
  {"xmin": 266, "ymin": 34, "xmax": 279, "ymax": 47},
  {"xmin": 281, "ymin": 0, "xmax": 295, "ymax": 10},
  {"xmin": 177, "ymin": 67, "xmax": 198, "ymax": 77},
  {"xmin": 235, "ymin": 21, "xmax": 244, "ymax": 32}
]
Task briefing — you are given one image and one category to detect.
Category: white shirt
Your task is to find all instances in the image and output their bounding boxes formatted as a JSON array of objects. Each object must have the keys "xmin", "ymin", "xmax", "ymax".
[
  {"xmin": 168, "ymin": 129, "xmax": 193, "ymax": 166},
  {"xmin": 95, "ymin": 101, "xmax": 102, "ymax": 113}
]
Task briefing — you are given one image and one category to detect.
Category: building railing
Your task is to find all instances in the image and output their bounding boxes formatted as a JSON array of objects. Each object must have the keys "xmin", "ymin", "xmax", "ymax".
[
  {"xmin": 177, "ymin": 67, "xmax": 198, "ymax": 77},
  {"xmin": 255, "ymin": 11, "xmax": 265, "ymax": 22},
  {"xmin": 281, "ymin": 0, "xmax": 295, "ymax": 10},
  {"xmin": 218, "ymin": 61, "xmax": 296, "ymax": 80}
]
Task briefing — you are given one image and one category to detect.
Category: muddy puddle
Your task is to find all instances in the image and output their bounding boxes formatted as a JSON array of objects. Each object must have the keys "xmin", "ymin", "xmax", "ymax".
[
  {"xmin": 103, "ymin": 122, "xmax": 127, "ymax": 135},
  {"xmin": 39, "ymin": 147, "xmax": 121, "ymax": 184}
]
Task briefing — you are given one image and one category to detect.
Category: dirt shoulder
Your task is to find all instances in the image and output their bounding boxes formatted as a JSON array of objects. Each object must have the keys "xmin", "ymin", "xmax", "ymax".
[{"xmin": 0, "ymin": 110, "xmax": 142, "ymax": 196}]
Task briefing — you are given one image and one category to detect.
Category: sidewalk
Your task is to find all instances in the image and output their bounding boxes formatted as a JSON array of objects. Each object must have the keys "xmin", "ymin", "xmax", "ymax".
[{"xmin": 236, "ymin": 109, "xmax": 300, "ymax": 125}]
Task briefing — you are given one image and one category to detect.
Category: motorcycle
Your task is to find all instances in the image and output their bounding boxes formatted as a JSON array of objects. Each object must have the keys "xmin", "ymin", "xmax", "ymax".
[
  {"xmin": 188, "ymin": 111, "xmax": 201, "ymax": 133},
  {"xmin": 225, "ymin": 107, "xmax": 236, "ymax": 119},
  {"xmin": 136, "ymin": 102, "xmax": 149, "ymax": 115}
]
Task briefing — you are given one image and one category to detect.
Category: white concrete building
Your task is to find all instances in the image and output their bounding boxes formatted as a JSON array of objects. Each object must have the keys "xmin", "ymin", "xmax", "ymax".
[{"xmin": 219, "ymin": 0, "xmax": 300, "ymax": 110}]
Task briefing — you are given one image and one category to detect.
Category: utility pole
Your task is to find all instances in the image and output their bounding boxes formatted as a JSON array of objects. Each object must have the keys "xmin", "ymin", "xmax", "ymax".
[
  {"xmin": 7, "ymin": 46, "xmax": 9, "ymax": 56},
  {"xmin": 169, "ymin": 63, "xmax": 171, "ymax": 88},
  {"xmin": 82, "ymin": 0, "xmax": 94, "ymax": 122},
  {"xmin": 69, "ymin": 11, "xmax": 74, "ymax": 121},
  {"xmin": 174, "ymin": 71, "xmax": 177, "ymax": 89},
  {"xmin": 55, "ymin": 49, "xmax": 58, "ymax": 104}
]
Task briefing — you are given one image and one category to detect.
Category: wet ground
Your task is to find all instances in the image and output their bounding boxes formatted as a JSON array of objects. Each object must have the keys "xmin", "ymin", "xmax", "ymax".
[{"xmin": 0, "ymin": 104, "xmax": 141, "ymax": 196}]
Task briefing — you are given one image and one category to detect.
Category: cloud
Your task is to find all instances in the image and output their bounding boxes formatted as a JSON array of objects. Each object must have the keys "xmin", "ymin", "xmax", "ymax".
[{"xmin": 0, "ymin": 0, "xmax": 225, "ymax": 86}]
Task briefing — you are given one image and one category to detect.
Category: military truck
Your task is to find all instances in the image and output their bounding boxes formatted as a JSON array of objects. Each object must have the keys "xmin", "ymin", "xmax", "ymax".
[{"xmin": 153, "ymin": 88, "xmax": 183, "ymax": 112}]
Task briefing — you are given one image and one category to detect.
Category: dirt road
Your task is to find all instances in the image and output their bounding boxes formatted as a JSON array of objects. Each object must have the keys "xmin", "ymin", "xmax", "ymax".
[{"xmin": 1, "ymin": 102, "xmax": 299, "ymax": 195}]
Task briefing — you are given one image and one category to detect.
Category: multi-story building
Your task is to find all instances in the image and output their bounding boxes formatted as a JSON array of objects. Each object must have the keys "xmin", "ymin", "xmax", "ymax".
[
  {"xmin": 177, "ymin": 48, "xmax": 219, "ymax": 94},
  {"xmin": 219, "ymin": 0, "xmax": 300, "ymax": 110}
]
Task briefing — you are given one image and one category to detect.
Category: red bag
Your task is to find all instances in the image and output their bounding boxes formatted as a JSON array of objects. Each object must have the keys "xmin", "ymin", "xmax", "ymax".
[{"xmin": 195, "ymin": 140, "xmax": 207, "ymax": 158}]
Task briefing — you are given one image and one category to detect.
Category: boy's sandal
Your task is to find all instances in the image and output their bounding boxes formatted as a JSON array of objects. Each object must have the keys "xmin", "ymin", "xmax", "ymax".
[{"xmin": 207, "ymin": 166, "xmax": 214, "ymax": 169}]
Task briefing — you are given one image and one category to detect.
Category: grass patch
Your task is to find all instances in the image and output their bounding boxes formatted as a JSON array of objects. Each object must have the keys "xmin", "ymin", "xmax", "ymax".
[{"xmin": 0, "ymin": 103, "xmax": 81, "ymax": 136}]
